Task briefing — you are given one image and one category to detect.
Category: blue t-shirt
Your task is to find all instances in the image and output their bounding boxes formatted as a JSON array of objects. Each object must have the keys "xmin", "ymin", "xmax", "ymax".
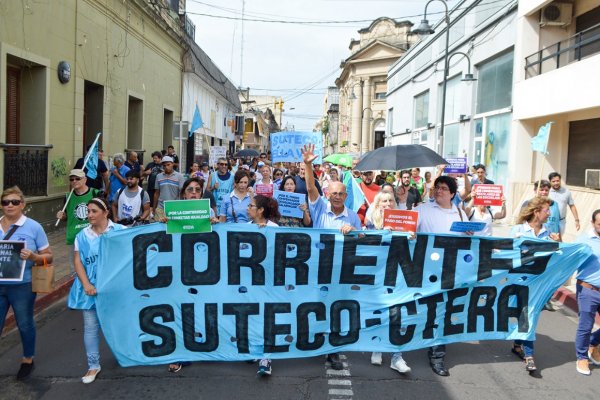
[
  {"xmin": 219, "ymin": 192, "xmax": 251, "ymax": 223},
  {"xmin": 109, "ymin": 164, "xmax": 131, "ymax": 202},
  {"xmin": 574, "ymin": 229, "xmax": 600, "ymax": 288},
  {"xmin": 211, "ymin": 172, "xmax": 235, "ymax": 212},
  {"xmin": 0, "ymin": 216, "xmax": 49, "ymax": 285}
]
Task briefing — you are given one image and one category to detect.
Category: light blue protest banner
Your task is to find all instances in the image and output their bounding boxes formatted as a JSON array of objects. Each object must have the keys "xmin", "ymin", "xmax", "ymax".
[
  {"xmin": 273, "ymin": 190, "xmax": 305, "ymax": 218},
  {"xmin": 96, "ymin": 224, "xmax": 591, "ymax": 367},
  {"xmin": 271, "ymin": 131, "xmax": 323, "ymax": 163}
]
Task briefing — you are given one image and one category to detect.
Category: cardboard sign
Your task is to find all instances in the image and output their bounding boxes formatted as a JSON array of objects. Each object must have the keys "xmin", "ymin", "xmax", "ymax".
[
  {"xmin": 209, "ymin": 146, "xmax": 227, "ymax": 168},
  {"xmin": 473, "ymin": 184, "xmax": 503, "ymax": 206},
  {"xmin": 164, "ymin": 199, "xmax": 212, "ymax": 234},
  {"xmin": 255, "ymin": 184, "xmax": 274, "ymax": 198},
  {"xmin": 273, "ymin": 190, "xmax": 304, "ymax": 218},
  {"xmin": 0, "ymin": 241, "xmax": 26, "ymax": 281},
  {"xmin": 383, "ymin": 209, "xmax": 419, "ymax": 232},
  {"xmin": 450, "ymin": 221, "xmax": 487, "ymax": 233},
  {"xmin": 444, "ymin": 158, "xmax": 468, "ymax": 174}
]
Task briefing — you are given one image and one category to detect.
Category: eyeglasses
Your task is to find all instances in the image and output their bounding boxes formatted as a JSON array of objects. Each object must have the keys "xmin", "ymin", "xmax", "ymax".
[
  {"xmin": 434, "ymin": 185, "xmax": 450, "ymax": 192},
  {"xmin": 537, "ymin": 208, "xmax": 551, "ymax": 215},
  {"xmin": 186, "ymin": 187, "xmax": 202, "ymax": 193},
  {"xmin": 274, "ymin": 173, "xmax": 283, "ymax": 176},
  {"xmin": 1, "ymin": 199, "xmax": 22, "ymax": 206},
  {"xmin": 248, "ymin": 204, "xmax": 258, "ymax": 208},
  {"xmin": 218, "ymin": 163, "xmax": 227, "ymax": 166},
  {"xmin": 69, "ymin": 177, "xmax": 83, "ymax": 182}
]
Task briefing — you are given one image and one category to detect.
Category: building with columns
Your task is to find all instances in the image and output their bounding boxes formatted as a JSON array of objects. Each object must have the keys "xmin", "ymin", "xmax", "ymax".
[{"xmin": 334, "ymin": 17, "xmax": 415, "ymax": 154}]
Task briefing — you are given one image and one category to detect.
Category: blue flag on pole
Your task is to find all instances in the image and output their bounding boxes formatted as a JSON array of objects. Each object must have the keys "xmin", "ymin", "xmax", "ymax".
[
  {"xmin": 85, "ymin": 139, "xmax": 99, "ymax": 180},
  {"xmin": 344, "ymin": 173, "xmax": 367, "ymax": 212},
  {"xmin": 189, "ymin": 104, "xmax": 203, "ymax": 137},
  {"xmin": 531, "ymin": 122, "xmax": 552, "ymax": 154}
]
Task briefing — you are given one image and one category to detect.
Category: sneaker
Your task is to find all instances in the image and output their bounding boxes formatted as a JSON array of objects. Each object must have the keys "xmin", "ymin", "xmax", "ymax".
[
  {"xmin": 81, "ymin": 367, "xmax": 101, "ymax": 384},
  {"xmin": 257, "ymin": 359, "xmax": 271, "ymax": 376},
  {"xmin": 390, "ymin": 354, "xmax": 411, "ymax": 374},
  {"xmin": 576, "ymin": 359, "xmax": 591, "ymax": 376},
  {"xmin": 589, "ymin": 346, "xmax": 600, "ymax": 366},
  {"xmin": 371, "ymin": 352, "xmax": 383, "ymax": 366},
  {"xmin": 16, "ymin": 361, "xmax": 34, "ymax": 380},
  {"xmin": 326, "ymin": 353, "xmax": 343, "ymax": 370},
  {"xmin": 524, "ymin": 357, "xmax": 537, "ymax": 372},
  {"xmin": 543, "ymin": 300, "xmax": 557, "ymax": 311}
]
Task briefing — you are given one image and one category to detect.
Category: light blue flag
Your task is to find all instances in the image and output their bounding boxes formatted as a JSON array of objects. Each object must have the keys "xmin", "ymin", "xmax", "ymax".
[
  {"xmin": 85, "ymin": 139, "xmax": 99, "ymax": 180},
  {"xmin": 189, "ymin": 104, "xmax": 203, "ymax": 137},
  {"xmin": 531, "ymin": 122, "xmax": 552, "ymax": 154},
  {"xmin": 344, "ymin": 174, "xmax": 366, "ymax": 212}
]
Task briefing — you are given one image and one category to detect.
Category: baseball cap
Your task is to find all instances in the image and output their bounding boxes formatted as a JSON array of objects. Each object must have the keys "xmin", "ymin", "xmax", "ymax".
[
  {"xmin": 257, "ymin": 161, "xmax": 265, "ymax": 167},
  {"xmin": 69, "ymin": 169, "xmax": 86, "ymax": 178},
  {"xmin": 201, "ymin": 161, "xmax": 208, "ymax": 167},
  {"xmin": 161, "ymin": 156, "xmax": 174, "ymax": 163}
]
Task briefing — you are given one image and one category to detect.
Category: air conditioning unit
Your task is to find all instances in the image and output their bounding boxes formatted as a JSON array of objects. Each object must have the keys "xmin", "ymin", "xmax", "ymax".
[
  {"xmin": 585, "ymin": 169, "xmax": 600, "ymax": 189},
  {"xmin": 540, "ymin": 2, "xmax": 573, "ymax": 27}
]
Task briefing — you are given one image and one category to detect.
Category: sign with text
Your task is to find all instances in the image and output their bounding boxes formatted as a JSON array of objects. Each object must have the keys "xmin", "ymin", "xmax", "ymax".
[
  {"xmin": 255, "ymin": 184, "xmax": 274, "ymax": 198},
  {"xmin": 164, "ymin": 199, "xmax": 212, "ymax": 234},
  {"xmin": 271, "ymin": 131, "xmax": 323, "ymax": 164},
  {"xmin": 383, "ymin": 209, "xmax": 419, "ymax": 232},
  {"xmin": 273, "ymin": 190, "xmax": 304, "ymax": 218},
  {"xmin": 0, "ymin": 241, "xmax": 26, "ymax": 281},
  {"xmin": 209, "ymin": 146, "xmax": 227, "ymax": 168},
  {"xmin": 96, "ymin": 224, "xmax": 591, "ymax": 366},
  {"xmin": 473, "ymin": 184, "xmax": 503, "ymax": 206},
  {"xmin": 450, "ymin": 221, "xmax": 487, "ymax": 233},
  {"xmin": 444, "ymin": 158, "xmax": 468, "ymax": 174}
]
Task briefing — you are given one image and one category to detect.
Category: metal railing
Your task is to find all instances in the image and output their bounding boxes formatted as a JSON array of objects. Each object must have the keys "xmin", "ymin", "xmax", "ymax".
[
  {"xmin": 525, "ymin": 23, "xmax": 600, "ymax": 78},
  {"xmin": 0, "ymin": 143, "xmax": 53, "ymax": 196}
]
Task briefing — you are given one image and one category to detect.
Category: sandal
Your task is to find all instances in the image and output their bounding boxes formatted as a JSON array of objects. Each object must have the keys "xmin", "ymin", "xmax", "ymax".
[
  {"xmin": 511, "ymin": 345, "xmax": 525, "ymax": 360},
  {"xmin": 168, "ymin": 363, "xmax": 183, "ymax": 373}
]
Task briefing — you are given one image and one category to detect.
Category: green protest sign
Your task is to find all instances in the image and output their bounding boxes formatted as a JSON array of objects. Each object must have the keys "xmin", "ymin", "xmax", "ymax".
[{"xmin": 164, "ymin": 199, "xmax": 212, "ymax": 234}]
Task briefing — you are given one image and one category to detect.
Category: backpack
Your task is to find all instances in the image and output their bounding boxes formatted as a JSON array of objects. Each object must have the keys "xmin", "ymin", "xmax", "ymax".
[{"xmin": 469, "ymin": 206, "xmax": 494, "ymax": 221}]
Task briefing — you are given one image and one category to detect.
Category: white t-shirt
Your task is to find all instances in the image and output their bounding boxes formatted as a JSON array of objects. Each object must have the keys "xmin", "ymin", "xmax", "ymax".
[{"xmin": 415, "ymin": 201, "xmax": 468, "ymax": 234}]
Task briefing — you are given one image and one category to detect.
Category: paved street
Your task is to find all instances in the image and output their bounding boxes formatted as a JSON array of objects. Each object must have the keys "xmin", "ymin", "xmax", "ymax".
[{"xmin": 0, "ymin": 298, "xmax": 597, "ymax": 400}]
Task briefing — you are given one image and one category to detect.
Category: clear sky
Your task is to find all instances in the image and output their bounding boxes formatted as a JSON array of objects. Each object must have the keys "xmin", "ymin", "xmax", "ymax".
[{"xmin": 187, "ymin": 0, "xmax": 460, "ymax": 131}]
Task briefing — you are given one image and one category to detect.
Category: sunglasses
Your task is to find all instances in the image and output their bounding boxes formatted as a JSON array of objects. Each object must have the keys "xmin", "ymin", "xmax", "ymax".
[
  {"xmin": 186, "ymin": 187, "xmax": 202, "ymax": 193},
  {"xmin": 69, "ymin": 177, "xmax": 83, "ymax": 182},
  {"xmin": 218, "ymin": 163, "xmax": 228, "ymax": 166},
  {"xmin": 1, "ymin": 199, "xmax": 22, "ymax": 206}
]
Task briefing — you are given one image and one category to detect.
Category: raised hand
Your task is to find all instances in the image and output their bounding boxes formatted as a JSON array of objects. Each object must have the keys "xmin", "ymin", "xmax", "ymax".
[{"xmin": 301, "ymin": 144, "xmax": 318, "ymax": 164}]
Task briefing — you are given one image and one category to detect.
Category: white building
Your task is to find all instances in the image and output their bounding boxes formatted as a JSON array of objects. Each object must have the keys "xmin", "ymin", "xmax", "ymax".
[{"xmin": 387, "ymin": 0, "xmax": 517, "ymax": 192}]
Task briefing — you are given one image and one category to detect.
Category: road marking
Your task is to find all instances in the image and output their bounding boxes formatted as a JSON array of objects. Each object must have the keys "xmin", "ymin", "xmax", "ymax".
[{"xmin": 326, "ymin": 354, "xmax": 354, "ymax": 399}]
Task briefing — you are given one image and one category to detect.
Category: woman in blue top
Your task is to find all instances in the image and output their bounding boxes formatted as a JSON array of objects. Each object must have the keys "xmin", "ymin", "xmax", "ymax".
[
  {"xmin": 68, "ymin": 197, "xmax": 125, "ymax": 384},
  {"xmin": 510, "ymin": 196, "xmax": 560, "ymax": 373},
  {"xmin": 219, "ymin": 170, "xmax": 253, "ymax": 223},
  {"xmin": 0, "ymin": 186, "xmax": 53, "ymax": 380}
]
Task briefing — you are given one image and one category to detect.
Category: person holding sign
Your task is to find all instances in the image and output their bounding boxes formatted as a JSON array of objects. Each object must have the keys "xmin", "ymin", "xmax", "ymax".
[
  {"xmin": 219, "ymin": 170, "xmax": 253, "ymax": 223},
  {"xmin": 277, "ymin": 176, "xmax": 311, "ymax": 227},
  {"xmin": 0, "ymin": 186, "xmax": 53, "ymax": 380},
  {"xmin": 68, "ymin": 197, "xmax": 126, "ymax": 384},
  {"xmin": 415, "ymin": 176, "xmax": 470, "ymax": 377},
  {"xmin": 510, "ymin": 197, "xmax": 560, "ymax": 373},
  {"xmin": 365, "ymin": 190, "xmax": 412, "ymax": 374},
  {"xmin": 303, "ymin": 144, "xmax": 361, "ymax": 370},
  {"xmin": 464, "ymin": 195, "xmax": 506, "ymax": 236}
]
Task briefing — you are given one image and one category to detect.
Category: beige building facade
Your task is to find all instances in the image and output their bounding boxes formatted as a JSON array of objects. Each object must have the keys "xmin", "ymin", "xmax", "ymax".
[{"xmin": 334, "ymin": 17, "xmax": 415, "ymax": 154}]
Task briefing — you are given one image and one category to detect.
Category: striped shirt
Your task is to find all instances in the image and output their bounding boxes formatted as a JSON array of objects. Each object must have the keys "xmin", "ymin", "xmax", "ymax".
[{"xmin": 155, "ymin": 171, "xmax": 185, "ymax": 209}]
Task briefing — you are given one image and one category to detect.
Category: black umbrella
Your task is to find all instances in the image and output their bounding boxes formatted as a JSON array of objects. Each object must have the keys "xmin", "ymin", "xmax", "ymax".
[
  {"xmin": 233, "ymin": 148, "xmax": 260, "ymax": 158},
  {"xmin": 355, "ymin": 144, "xmax": 447, "ymax": 171}
]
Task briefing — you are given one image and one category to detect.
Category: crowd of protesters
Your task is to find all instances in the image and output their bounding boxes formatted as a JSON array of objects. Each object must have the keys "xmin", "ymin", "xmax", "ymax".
[{"xmin": 2, "ymin": 145, "xmax": 599, "ymax": 383}]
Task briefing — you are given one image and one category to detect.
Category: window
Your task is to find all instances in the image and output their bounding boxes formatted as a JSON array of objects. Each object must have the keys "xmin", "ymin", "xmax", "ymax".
[
  {"xmin": 567, "ymin": 118, "xmax": 600, "ymax": 186},
  {"xmin": 438, "ymin": 75, "xmax": 463, "ymax": 121},
  {"xmin": 414, "ymin": 91, "xmax": 429, "ymax": 128},
  {"xmin": 374, "ymin": 82, "xmax": 387, "ymax": 100},
  {"xmin": 476, "ymin": 51, "xmax": 513, "ymax": 114},
  {"xmin": 443, "ymin": 124, "xmax": 459, "ymax": 158},
  {"xmin": 387, "ymin": 108, "xmax": 394, "ymax": 136},
  {"xmin": 127, "ymin": 95, "xmax": 144, "ymax": 149}
]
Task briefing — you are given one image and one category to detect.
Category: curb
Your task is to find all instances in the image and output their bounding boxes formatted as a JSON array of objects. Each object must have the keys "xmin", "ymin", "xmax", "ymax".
[
  {"xmin": 552, "ymin": 286, "xmax": 600, "ymax": 326},
  {"xmin": 2, "ymin": 275, "xmax": 74, "ymax": 334}
]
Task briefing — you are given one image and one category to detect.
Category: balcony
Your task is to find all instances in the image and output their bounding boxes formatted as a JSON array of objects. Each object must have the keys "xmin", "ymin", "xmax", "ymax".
[
  {"xmin": 525, "ymin": 23, "xmax": 600, "ymax": 78},
  {"xmin": 1, "ymin": 143, "xmax": 52, "ymax": 197}
]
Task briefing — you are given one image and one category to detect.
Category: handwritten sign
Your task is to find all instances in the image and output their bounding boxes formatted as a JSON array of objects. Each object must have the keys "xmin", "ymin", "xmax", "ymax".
[
  {"xmin": 271, "ymin": 131, "xmax": 323, "ymax": 163},
  {"xmin": 0, "ymin": 241, "xmax": 26, "ymax": 281},
  {"xmin": 255, "ymin": 184, "xmax": 274, "ymax": 198},
  {"xmin": 444, "ymin": 158, "xmax": 468, "ymax": 174},
  {"xmin": 473, "ymin": 184, "xmax": 503, "ymax": 206},
  {"xmin": 209, "ymin": 146, "xmax": 227, "ymax": 168},
  {"xmin": 450, "ymin": 221, "xmax": 487, "ymax": 233},
  {"xmin": 273, "ymin": 190, "xmax": 304, "ymax": 218},
  {"xmin": 164, "ymin": 199, "xmax": 212, "ymax": 234},
  {"xmin": 383, "ymin": 209, "xmax": 419, "ymax": 232}
]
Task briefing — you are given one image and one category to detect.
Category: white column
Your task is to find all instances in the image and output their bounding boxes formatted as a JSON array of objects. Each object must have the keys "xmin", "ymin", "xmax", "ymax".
[
  {"xmin": 361, "ymin": 77, "xmax": 372, "ymax": 153},
  {"xmin": 351, "ymin": 81, "xmax": 363, "ymax": 153}
]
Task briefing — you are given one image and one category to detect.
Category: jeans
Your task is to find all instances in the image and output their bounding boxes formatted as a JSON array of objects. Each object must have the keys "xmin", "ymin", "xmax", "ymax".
[
  {"xmin": 83, "ymin": 309, "xmax": 101, "ymax": 370},
  {"xmin": 428, "ymin": 345, "xmax": 446, "ymax": 363},
  {"xmin": 514, "ymin": 340, "xmax": 534, "ymax": 357},
  {"xmin": 0, "ymin": 283, "xmax": 37, "ymax": 358},
  {"xmin": 575, "ymin": 284, "xmax": 600, "ymax": 360}
]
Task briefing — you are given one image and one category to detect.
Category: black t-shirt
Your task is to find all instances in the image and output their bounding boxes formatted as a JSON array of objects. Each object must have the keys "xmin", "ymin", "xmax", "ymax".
[
  {"xmin": 144, "ymin": 162, "xmax": 163, "ymax": 190},
  {"xmin": 74, "ymin": 157, "xmax": 108, "ymax": 190}
]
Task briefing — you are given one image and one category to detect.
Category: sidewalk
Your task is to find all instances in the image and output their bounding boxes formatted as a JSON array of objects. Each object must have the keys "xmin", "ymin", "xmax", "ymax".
[{"xmin": 2, "ymin": 224, "xmax": 598, "ymax": 334}]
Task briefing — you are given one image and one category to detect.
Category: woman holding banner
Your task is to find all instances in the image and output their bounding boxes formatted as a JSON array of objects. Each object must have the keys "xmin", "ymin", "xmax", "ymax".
[
  {"xmin": 219, "ymin": 170, "xmax": 253, "ymax": 223},
  {"xmin": 0, "ymin": 186, "xmax": 53, "ymax": 380},
  {"xmin": 247, "ymin": 195, "xmax": 280, "ymax": 376},
  {"xmin": 510, "ymin": 196, "xmax": 560, "ymax": 372},
  {"xmin": 277, "ymin": 176, "xmax": 311, "ymax": 228},
  {"xmin": 364, "ymin": 191, "xmax": 412, "ymax": 374},
  {"xmin": 68, "ymin": 197, "xmax": 126, "ymax": 384}
]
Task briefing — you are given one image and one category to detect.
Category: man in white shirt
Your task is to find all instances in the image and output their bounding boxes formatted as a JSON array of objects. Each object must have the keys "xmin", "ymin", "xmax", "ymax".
[{"xmin": 112, "ymin": 170, "xmax": 151, "ymax": 224}]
